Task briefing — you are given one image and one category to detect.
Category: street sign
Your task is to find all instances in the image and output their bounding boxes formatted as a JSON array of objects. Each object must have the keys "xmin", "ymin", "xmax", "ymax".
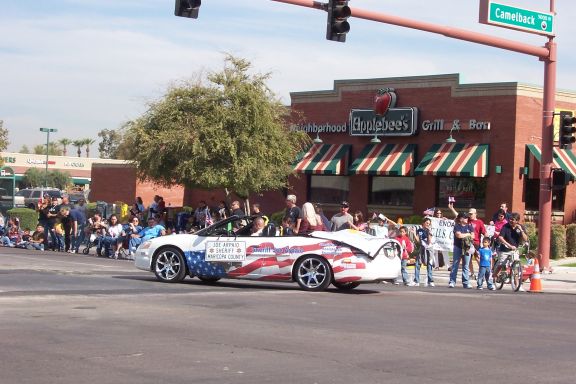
[{"xmin": 479, "ymin": 0, "xmax": 554, "ymax": 36}]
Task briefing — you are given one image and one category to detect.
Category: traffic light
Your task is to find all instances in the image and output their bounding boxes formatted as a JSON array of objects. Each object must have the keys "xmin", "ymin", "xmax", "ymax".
[
  {"xmin": 559, "ymin": 111, "xmax": 576, "ymax": 148},
  {"xmin": 326, "ymin": 0, "xmax": 351, "ymax": 42},
  {"xmin": 551, "ymin": 168, "xmax": 574, "ymax": 189},
  {"xmin": 175, "ymin": 0, "xmax": 201, "ymax": 19}
]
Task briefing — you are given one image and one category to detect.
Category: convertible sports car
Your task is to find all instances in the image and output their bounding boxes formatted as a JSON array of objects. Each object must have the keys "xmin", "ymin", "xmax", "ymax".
[{"xmin": 134, "ymin": 215, "xmax": 401, "ymax": 291}]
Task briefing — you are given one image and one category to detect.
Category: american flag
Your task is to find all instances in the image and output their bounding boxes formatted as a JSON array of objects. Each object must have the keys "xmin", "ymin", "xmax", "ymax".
[
  {"xmin": 186, "ymin": 251, "xmax": 226, "ymax": 277},
  {"xmin": 204, "ymin": 207, "xmax": 213, "ymax": 227},
  {"xmin": 423, "ymin": 207, "xmax": 435, "ymax": 216}
]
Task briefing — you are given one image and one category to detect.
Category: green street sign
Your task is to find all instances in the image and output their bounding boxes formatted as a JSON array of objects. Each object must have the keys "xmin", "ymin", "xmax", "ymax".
[{"xmin": 479, "ymin": 0, "xmax": 554, "ymax": 36}]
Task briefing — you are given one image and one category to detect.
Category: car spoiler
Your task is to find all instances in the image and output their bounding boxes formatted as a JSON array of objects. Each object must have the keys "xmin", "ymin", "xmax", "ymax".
[{"xmin": 309, "ymin": 229, "xmax": 402, "ymax": 258}]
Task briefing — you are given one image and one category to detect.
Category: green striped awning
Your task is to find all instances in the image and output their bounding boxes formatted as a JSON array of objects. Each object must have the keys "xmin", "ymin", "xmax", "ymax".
[
  {"xmin": 526, "ymin": 144, "xmax": 576, "ymax": 179},
  {"xmin": 349, "ymin": 144, "xmax": 416, "ymax": 176},
  {"xmin": 415, "ymin": 143, "xmax": 489, "ymax": 177},
  {"xmin": 293, "ymin": 144, "xmax": 351, "ymax": 175}
]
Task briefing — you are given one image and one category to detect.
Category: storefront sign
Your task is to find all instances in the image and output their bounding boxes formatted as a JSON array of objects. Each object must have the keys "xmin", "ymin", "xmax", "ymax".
[
  {"xmin": 421, "ymin": 119, "xmax": 491, "ymax": 131},
  {"xmin": 64, "ymin": 161, "xmax": 85, "ymax": 167},
  {"xmin": 291, "ymin": 122, "xmax": 347, "ymax": 133},
  {"xmin": 349, "ymin": 108, "xmax": 418, "ymax": 136},
  {"xmin": 2, "ymin": 156, "xmax": 15, "ymax": 163},
  {"xmin": 26, "ymin": 158, "xmax": 56, "ymax": 165}
]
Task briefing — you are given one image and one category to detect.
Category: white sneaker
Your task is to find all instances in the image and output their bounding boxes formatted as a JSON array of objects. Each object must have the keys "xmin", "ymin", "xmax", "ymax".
[
  {"xmin": 407, "ymin": 282, "xmax": 417, "ymax": 287},
  {"xmin": 448, "ymin": 282, "xmax": 455, "ymax": 288},
  {"xmin": 427, "ymin": 282, "xmax": 435, "ymax": 287}
]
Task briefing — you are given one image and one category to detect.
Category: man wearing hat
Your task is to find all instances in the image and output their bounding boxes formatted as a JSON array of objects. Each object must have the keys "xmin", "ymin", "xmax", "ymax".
[
  {"xmin": 467, "ymin": 208, "xmax": 487, "ymax": 280},
  {"xmin": 330, "ymin": 201, "xmax": 353, "ymax": 231}
]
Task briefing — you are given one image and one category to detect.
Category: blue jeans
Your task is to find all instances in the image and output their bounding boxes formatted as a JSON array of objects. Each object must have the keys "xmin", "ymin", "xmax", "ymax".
[
  {"xmin": 28, "ymin": 242, "xmax": 44, "ymax": 251},
  {"xmin": 477, "ymin": 265, "xmax": 494, "ymax": 289},
  {"xmin": 414, "ymin": 250, "xmax": 434, "ymax": 284},
  {"xmin": 72, "ymin": 223, "xmax": 86, "ymax": 252},
  {"xmin": 400, "ymin": 259, "xmax": 410, "ymax": 284},
  {"xmin": 450, "ymin": 246, "xmax": 471, "ymax": 287},
  {"xmin": 129, "ymin": 236, "xmax": 144, "ymax": 253},
  {"xmin": 100, "ymin": 236, "xmax": 120, "ymax": 256}
]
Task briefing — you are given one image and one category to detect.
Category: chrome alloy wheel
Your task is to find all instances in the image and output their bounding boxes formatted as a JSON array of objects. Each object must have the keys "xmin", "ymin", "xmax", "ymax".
[
  {"xmin": 295, "ymin": 256, "xmax": 331, "ymax": 291},
  {"xmin": 154, "ymin": 247, "xmax": 186, "ymax": 283}
]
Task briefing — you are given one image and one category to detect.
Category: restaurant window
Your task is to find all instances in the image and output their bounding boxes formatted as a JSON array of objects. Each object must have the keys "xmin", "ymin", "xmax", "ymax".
[
  {"xmin": 437, "ymin": 177, "xmax": 486, "ymax": 209},
  {"xmin": 369, "ymin": 177, "xmax": 414, "ymax": 206},
  {"xmin": 309, "ymin": 175, "xmax": 349, "ymax": 204},
  {"xmin": 524, "ymin": 178, "xmax": 565, "ymax": 211}
]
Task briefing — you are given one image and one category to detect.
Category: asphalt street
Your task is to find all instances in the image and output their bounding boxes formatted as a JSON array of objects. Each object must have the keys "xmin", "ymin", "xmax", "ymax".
[{"xmin": 1, "ymin": 247, "xmax": 576, "ymax": 384}]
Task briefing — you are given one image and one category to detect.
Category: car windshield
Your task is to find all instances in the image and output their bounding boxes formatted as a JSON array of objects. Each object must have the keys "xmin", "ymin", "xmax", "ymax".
[{"xmin": 195, "ymin": 215, "xmax": 256, "ymax": 237}]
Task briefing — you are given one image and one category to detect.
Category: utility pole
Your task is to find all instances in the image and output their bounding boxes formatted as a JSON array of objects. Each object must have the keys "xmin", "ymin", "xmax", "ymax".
[{"xmin": 271, "ymin": 0, "xmax": 557, "ymax": 270}]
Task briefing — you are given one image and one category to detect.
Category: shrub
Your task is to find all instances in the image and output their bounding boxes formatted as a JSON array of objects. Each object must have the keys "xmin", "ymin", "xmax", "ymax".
[
  {"xmin": 269, "ymin": 210, "xmax": 285, "ymax": 226},
  {"xmin": 404, "ymin": 215, "xmax": 423, "ymax": 224},
  {"xmin": 524, "ymin": 222, "xmax": 538, "ymax": 252},
  {"xmin": 566, "ymin": 224, "xmax": 576, "ymax": 258},
  {"xmin": 550, "ymin": 224, "xmax": 566, "ymax": 259},
  {"xmin": 6, "ymin": 208, "xmax": 38, "ymax": 231}
]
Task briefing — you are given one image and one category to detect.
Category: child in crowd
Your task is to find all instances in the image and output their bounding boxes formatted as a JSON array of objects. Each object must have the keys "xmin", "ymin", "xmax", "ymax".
[
  {"xmin": 53, "ymin": 220, "xmax": 65, "ymax": 252},
  {"xmin": 477, "ymin": 237, "xmax": 496, "ymax": 290},
  {"xmin": 280, "ymin": 217, "xmax": 295, "ymax": 236},
  {"xmin": 395, "ymin": 226, "xmax": 415, "ymax": 286}
]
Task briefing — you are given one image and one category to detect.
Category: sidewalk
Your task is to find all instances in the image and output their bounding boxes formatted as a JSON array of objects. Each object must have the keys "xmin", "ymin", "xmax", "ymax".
[{"xmin": 408, "ymin": 258, "xmax": 576, "ymax": 294}]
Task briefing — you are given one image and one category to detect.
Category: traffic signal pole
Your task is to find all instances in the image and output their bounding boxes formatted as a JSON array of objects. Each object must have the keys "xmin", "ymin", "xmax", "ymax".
[{"xmin": 272, "ymin": 0, "xmax": 556, "ymax": 270}]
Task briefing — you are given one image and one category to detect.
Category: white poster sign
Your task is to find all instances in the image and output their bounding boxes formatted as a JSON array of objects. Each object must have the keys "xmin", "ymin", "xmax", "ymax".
[{"xmin": 206, "ymin": 241, "xmax": 246, "ymax": 262}]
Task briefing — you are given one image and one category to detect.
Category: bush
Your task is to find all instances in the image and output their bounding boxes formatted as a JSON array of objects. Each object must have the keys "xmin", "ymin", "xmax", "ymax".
[
  {"xmin": 404, "ymin": 215, "xmax": 423, "ymax": 224},
  {"xmin": 550, "ymin": 224, "xmax": 566, "ymax": 259},
  {"xmin": 566, "ymin": 224, "xmax": 576, "ymax": 258},
  {"xmin": 6, "ymin": 208, "xmax": 38, "ymax": 231},
  {"xmin": 269, "ymin": 210, "xmax": 285, "ymax": 226},
  {"xmin": 85, "ymin": 202, "xmax": 98, "ymax": 218},
  {"xmin": 524, "ymin": 222, "xmax": 538, "ymax": 252}
]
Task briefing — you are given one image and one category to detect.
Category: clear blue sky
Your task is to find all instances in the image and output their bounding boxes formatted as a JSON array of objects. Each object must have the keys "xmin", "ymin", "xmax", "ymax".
[{"xmin": 1, "ymin": 0, "xmax": 575, "ymax": 155}]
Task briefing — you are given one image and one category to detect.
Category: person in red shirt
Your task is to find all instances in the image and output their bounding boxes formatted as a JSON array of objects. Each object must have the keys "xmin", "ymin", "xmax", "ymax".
[
  {"xmin": 467, "ymin": 208, "xmax": 487, "ymax": 280},
  {"xmin": 395, "ymin": 226, "xmax": 415, "ymax": 286}
]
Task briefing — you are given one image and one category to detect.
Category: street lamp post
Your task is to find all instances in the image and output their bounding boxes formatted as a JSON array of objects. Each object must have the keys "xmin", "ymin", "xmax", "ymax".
[{"xmin": 39, "ymin": 128, "xmax": 57, "ymax": 188}]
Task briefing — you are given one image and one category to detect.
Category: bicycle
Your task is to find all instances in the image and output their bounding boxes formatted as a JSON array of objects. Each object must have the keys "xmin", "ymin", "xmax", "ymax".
[{"xmin": 492, "ymin": 243, "xmax": 529, "ymax": 292}]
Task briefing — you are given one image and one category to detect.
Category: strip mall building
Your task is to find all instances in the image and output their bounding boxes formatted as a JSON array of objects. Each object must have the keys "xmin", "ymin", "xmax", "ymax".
[{"xmin": 85, "ymin": 73, "xmax": 576, "ymax": 224}]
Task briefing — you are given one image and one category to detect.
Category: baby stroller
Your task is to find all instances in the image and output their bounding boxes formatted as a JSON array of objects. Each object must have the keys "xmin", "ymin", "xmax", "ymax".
[{"xmin": 81, "ymin": 232, "xmax": 100, "ymax": 255}]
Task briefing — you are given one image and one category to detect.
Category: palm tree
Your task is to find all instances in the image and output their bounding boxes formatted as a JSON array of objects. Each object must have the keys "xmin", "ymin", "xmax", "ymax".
[
  {"xmin": 83, "ymin": 138, "xmax": 96, "ymax": 158},
  {"xmin": 72, "ymin": 140, "xmax": 84, "ymax": 158},
  {"xmin": 59, "ymin": 138, "xmax": 72, "ymax": 156}
]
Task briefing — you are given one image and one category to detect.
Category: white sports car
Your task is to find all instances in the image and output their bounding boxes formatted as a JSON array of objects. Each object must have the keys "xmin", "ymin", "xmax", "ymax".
[{"xmin": 135, "ymin": 215, "xmax": 401, "ymax": 291}]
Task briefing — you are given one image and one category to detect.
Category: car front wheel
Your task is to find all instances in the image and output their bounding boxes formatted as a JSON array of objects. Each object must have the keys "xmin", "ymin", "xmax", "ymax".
[
  {"xmin": 294, "ymin": 255, "xmax": 332, "ymax": 291},
  {"xmin": 153, "ymin": 247, "xmax": 187, "ymax": 283}
]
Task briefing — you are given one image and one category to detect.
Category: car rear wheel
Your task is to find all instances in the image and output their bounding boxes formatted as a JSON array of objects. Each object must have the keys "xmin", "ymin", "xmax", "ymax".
[
  {"xmin": 153, "ymin": 247, "xmax": 187, "ymax": 283},
  {"xmin": 294, "ymin": 255, "xmax": 332, "ymax": 291},
  {"xmin": 332, "ymin": 281, "xmax": 360, "ymax": 290}
]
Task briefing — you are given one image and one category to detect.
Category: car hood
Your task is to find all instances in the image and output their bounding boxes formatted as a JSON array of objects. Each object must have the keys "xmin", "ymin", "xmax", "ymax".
[{"xmin": 309, "ymin": 229, "xmax": 395, "ymax": 257}]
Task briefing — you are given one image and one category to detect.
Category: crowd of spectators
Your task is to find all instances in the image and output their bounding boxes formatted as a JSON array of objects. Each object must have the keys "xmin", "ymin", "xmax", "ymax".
[{"xmin": 1, "ymin": 191, "xmax": 527, "ymax": 286}]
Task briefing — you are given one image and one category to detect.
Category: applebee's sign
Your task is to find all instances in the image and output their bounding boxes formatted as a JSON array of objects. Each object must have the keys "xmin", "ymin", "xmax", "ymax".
[{"xmin": 350, "ymin": 88, "xmax": 418, "ymax": 137}]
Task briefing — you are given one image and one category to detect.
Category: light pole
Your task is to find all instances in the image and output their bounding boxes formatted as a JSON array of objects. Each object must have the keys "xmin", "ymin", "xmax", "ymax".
[{"xmin": 39, "ymin": 128, "xmax": 57, "ymax": 188}]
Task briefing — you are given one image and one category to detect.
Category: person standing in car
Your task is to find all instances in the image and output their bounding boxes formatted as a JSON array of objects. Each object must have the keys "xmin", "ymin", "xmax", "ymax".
[{"xmin": 330, "ymin": 201, "xmax": 353, "ymax": 231}]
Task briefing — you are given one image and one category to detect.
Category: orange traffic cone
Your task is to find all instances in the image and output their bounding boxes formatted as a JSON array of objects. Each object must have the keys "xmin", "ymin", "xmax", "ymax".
[{"xmin": 529, "ymin": 259, "xmax": 543, "ymax": 293}]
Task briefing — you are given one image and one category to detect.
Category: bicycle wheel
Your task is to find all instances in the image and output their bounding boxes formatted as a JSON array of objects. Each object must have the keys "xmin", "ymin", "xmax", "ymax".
[{"xmin": 511, "ymin": 261, "xmax": 523, "ymax": 292}]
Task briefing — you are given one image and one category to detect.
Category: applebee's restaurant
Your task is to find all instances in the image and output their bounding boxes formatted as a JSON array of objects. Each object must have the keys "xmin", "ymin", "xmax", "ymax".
[{"xmin": 288, "ymin": 74, "xmax": 576, "ymax": 224}]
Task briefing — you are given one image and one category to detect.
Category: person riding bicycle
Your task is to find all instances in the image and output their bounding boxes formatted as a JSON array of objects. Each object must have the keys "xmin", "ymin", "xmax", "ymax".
[{"xmin": 494, "ymin": 212, "xmax": 528, "ymax": 280}]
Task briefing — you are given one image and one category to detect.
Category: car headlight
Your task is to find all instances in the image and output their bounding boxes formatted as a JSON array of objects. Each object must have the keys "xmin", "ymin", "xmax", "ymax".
[{"xmin": 139, "ymin": 241, "xmax": 152, "ymax": 250}]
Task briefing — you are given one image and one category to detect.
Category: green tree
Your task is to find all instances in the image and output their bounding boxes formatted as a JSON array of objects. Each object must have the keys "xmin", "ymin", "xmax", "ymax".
[
  {"xmin": 59, "ymin": 138, "xmax": 72, "ymax": 156},
  {"xmin": 0, "ymin": 120, "xmax": 8, "ymax": 167},
  {"xmin": 72, "ymin": 140, "xmax": 84, "ymax": 157},
  {"xmin": 125, "ymin": 55, "xmax": 309, "ymax": 201},
  {"xmin": 33, "ymin": 143, "xmax": 62, "ymax": 156},
  {"xmin": 48, "ymin": 170, "xmax": 72, "ymax": 190},
  {"xmin": 98, "ymin": 128, "xmax": 123, "ymax": 159},
  {"xmin": 83, "ymin": 138, "xmax": 96, "ymax": 158},
  {"xmin": 19, "ymin": 145, "xmax": 31, "ymax": 153},
  {"xmin": 22, "ymin": 168, "xmax": 45, "ymax": 188}
]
